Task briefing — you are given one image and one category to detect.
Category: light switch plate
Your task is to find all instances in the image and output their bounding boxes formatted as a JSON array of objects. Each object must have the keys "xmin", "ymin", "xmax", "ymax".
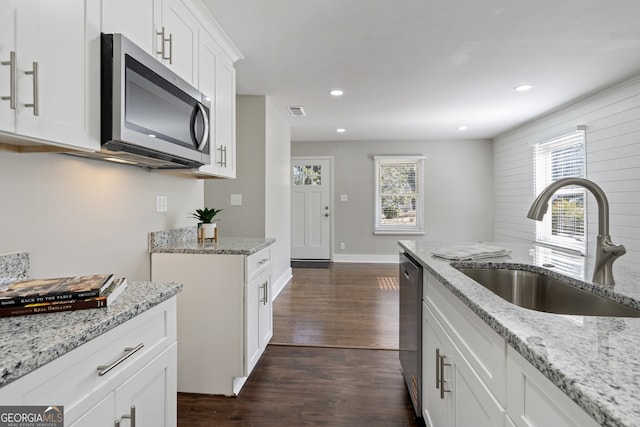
[
  {"xmin": 230, "ymin": 194, "xmax": 243, "ymax": 206},
  {"xmin": 340, "ymin": 194, "xmax": 348, "ymax": 201},
  {"xmin": 156, "ymin": 195, "xmax": 168, "ymax": 212}
]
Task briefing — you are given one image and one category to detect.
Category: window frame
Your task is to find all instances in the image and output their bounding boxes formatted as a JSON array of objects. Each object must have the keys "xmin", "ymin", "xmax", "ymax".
[
  {"xmin": 533, "ymin": 127, "xmax": 587, "ymax": 254},
  {"xmin": 373, "ymin": 155, "xmax": 426, "ymax": 235}
]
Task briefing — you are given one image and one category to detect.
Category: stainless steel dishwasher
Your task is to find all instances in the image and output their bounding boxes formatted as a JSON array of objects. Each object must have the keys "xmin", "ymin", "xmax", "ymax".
[{"xmin": 399, "ymin": 251, "xmax": 423, "ymax": 418}]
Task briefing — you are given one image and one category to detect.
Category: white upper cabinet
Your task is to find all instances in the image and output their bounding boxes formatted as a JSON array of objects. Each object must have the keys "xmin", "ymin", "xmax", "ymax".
[
  {"xmin": 0, "ymin": 0, "xmax": 100, "ymax": 151},
  {"xmin": 101, "ymin": 0, "xmax": 160, "ymax": 55},
  {"xmin": 212, "ymin": 49, "xmax": 237, "ymax": 178},
  {"xmin": 152, "ymin": 0, "xmax": 242, "ymax": 179},
  {"xmin": 0, "ymin": 1, "xmax": 15, "ymax": 133},
  {"xmin": 195, "ymin": 29, "xmax": 237, "ymax": 178},
  {"xmin": 160, "ymin": 0, "xmax": 199, "ymax": 85},
  {"xmin": 102, "ymin": 0, "xmax": 242, "ymax": 178}
]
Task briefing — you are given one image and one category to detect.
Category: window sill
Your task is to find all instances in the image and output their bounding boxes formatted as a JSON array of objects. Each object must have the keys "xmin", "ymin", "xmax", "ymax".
[
  {"xmin": 374, "ymin": 230, "xmax": 425, "ymax": 236},
  {"xmin": 533, "ymin": 240, "xmax": 585, "ymax": 256}
]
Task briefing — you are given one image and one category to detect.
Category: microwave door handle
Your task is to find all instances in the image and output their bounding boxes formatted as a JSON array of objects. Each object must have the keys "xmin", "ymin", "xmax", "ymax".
[{"xmin": 194, "ymin": 102, "xmax": 209, "ymax": 151}]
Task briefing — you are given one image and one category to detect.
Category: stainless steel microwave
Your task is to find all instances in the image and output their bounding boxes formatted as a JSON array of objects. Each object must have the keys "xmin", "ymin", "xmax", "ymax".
[{"xmin": 100, "ymin": 33, "xmax": 210, "ymax": 169}]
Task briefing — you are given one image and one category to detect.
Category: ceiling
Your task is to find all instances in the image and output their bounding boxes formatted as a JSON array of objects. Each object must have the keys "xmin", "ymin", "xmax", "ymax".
[{"xmin": 201, "ymin": 0, "xmax": 640, "ymax": 142}]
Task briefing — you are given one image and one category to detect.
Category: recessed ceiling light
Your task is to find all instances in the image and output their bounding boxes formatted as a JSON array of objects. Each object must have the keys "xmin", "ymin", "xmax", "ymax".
[
  {"xmin": 457, "ymin": 125, "xmax": 468, "ymax": 131},
  {"xmin": 330, "ymin": 89, "xmax": 344, "ymax": 96},
  {"xmin": 514, "ymin": 84, "xmax": 533, "ymax": 92},
  {"xmin": 336, "ymin": 128, "xmax": 346, "ymax": 133}
]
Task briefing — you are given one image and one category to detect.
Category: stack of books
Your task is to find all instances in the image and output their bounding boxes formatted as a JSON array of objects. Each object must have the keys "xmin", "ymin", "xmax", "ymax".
[{"xmin": 0, "ymin": 273, "xmax": 127, "ymax": 318}]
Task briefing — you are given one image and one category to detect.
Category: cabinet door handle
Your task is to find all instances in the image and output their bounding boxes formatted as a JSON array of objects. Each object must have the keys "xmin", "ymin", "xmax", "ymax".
[
  {"xmin": 264, "ymin": 281, "xmax": 269, "ymax": 305},
  {"xmin": 120, "ymin": 405, "xmax": 136, "ymax": 427},
  {"xmin": 1, "ymin": 51, "xmax": 16, "ymax": 109},
  {"xmin": 260, "ymin": 282, "xmax": 268, "ymax": 305},
  {"xmin": 438, "ymin": 353, "xmax": 451, "ymax": 399},
  {"xmin": 217, "ymin": 145, "xmax": 227, "ymax": 167},
  {"xmin": 156, "ymin": 27, "xmax": 165, "ymax": 57},
  {"xmin": 97, "ymin": 343, "xmax": 144, "ymax": 376},
  {"xmin": 24, "ymin": 61, "xmax": 38, "ymax": 116},
  {"xmin": 156, "ymin": 27, "xmax": 172, "ymax": 62}
]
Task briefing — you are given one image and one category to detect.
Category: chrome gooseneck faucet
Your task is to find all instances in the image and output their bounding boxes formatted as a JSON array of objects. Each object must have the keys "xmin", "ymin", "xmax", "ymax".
[{"xmin": 527, "ymin": 177, "xmax": 626, "ymax": 285}]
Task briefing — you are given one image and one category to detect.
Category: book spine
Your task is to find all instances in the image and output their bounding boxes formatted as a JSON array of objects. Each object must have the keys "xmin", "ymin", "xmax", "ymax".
[
  {"xmin": 0, "ymin": 298, "xmax": 108, "ymax": 318},
  {"xmin": 0, "ymin": 290, "xmax": 101, "ymax": 308}
]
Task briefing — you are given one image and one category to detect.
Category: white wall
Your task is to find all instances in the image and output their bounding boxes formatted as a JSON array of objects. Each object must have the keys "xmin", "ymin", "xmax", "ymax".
[
  {"xmin": 205, "ymin": 95, "xmax": 292, "ymax": 294},
  {"xmin": 494, "ymin": 74, "xmax": 640, "ymax": 267},
  {"xmin": 0, "ymin": 151, "xmax": 203, "ymax": 280},
  {"xmin": 265, "ymin": 97, "xmax": 292, "ymax": 292},
  {"xmin": 291, "ymin": 139, "xmax": 494, "ymax": 261}
]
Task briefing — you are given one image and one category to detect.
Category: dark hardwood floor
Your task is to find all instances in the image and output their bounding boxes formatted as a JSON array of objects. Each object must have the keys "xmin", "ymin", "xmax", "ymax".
[
  {"xmin": 272, "ymin": 263, "xmax": 400, "ymax": 350},
  {"xmin": 177, "ymin": 263, "xmax": 422, "ymax": 426}
]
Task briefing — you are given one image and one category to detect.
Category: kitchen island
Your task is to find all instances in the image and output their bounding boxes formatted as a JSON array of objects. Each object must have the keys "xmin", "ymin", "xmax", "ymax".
[{"xmin": 400, "ymin": 240, "xmax": 640, "ymax": 427}]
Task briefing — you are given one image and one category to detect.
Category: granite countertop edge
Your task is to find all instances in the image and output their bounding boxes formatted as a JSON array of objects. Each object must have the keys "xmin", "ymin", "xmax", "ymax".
[
  {"xmin": 0, "ymin": 281, "xmax": 182, "ymax": 388},
  {"xmin": 399, "ymin": 240, "xmax": 640, "ymax": 427},
  {"xmin": 151, "ymin": 237, "xmax": 275, "ymax": 255}
]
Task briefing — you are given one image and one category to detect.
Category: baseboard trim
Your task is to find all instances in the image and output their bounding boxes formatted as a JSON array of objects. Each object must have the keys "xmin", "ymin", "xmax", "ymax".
[
  {"xmin": 332, "ymin": 254, "xmax": 399, "ymax": 263},
  {"xmin": 271, "ymin": 267, "xmax": 292, "ymax": 300}
]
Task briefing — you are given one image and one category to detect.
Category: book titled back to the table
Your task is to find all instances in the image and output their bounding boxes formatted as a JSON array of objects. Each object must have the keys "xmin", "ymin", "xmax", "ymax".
[
  {"xmin": 0, "ymin": 278, "xmax": 127, "ymax": 318},
  {"xmin": 0, "ymin": 273, "xmax": 114, "ymax": 308}
]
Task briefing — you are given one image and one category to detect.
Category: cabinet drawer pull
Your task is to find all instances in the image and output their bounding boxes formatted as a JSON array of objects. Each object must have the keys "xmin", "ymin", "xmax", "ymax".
[
  {"xmin": 97, "ymin": 343, "xmax": 144, "ymax": 377},
  {"xmin": 24, "ymin": 62, "xmax": 39, "ymax": 116},
  {"xmin": 1, "ymin": 51, "xmax": 16, "ymax": 109},
  {"xmin": 258, "ymin": 258, "xmax": 269, "ymax": 265}
]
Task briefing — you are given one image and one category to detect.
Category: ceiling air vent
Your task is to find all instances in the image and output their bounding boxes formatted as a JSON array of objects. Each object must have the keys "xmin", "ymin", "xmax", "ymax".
[{"xmin": 287, "ymin": 106, "xmax": 306, "ymax": 117}]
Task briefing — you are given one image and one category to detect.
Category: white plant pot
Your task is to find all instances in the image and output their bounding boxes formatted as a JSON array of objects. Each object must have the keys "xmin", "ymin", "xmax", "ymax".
[{"xmin": 200, "ymin": 223, "xmax": 216, "ymax": 239}]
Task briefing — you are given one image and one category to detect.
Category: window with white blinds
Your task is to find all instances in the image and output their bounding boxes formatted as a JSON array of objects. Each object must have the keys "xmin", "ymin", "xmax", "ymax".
[
  {"xmin": 533, "ymin": 127, "xmax": 586, "ymax": 253},
  {"xmin": 374, "ymin": 156, "xmax": 425, "ymax": 234}
]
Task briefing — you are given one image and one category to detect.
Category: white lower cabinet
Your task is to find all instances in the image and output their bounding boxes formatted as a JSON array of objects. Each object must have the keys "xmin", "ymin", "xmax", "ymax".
[
  {"xmin": 423, "ymin": 302, "xmax": 505, "ymax": 427},
  {"xmin": 423, "ymin": 271, "xmax": 600, "ymax": 427},
  {"xmin": 0, "ymin": 297, "xmax": 178, "ymax": 426},
  {"xmin": 506, "ymin": 347, "xmax": 599, "ymax": 427},
  {"xmin": 151, "ymin": 245, "xmax": 273, "ymax": 395},
  {"xmin": 70, "ymin": 342, "xmax": 177, "ymax": 427},
  {"xmin": 245, "ymin": 268, "xmax": 272, "ymax": 374}
]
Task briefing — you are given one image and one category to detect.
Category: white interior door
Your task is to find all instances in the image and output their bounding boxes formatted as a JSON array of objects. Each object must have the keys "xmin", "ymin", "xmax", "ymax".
[{"xmin": 291, "ymin": 158, "xmax": 332, "ymax": 260}]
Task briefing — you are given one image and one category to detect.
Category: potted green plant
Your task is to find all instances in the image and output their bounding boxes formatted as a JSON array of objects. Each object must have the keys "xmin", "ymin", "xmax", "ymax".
[{"xmin": 190, "ymin": 207, "xmax": 222, "ymax": 239}]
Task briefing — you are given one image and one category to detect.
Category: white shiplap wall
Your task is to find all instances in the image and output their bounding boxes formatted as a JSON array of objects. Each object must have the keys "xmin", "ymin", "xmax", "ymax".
[{"xmin": 494, "ymin": 74, "xmax": 640, "ymax": 266}]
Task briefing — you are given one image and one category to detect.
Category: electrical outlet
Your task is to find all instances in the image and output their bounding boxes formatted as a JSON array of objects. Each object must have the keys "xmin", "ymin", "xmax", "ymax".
[
  {"xmin": 340, "ymin": 242, "xmax": 345, "ymax": 250},
  {"xmin": 156, "ymin": 195, "xmax": 168, "ymax": 212},
  {"xmin": 340, "ymin": 194, "xmax": 348, "ymax": 201}
]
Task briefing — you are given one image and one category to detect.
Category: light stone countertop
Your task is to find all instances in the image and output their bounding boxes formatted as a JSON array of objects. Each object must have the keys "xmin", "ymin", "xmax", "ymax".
[
  {"xmin": 399, "ymin": 240, "xmax": 640, "ymax": 427},
  {"xmin": 0, "ymin": 252, "xmax": 29, "ymax": 285},
  {"xmin": 149, "ymin": 226, "xmax": 275, "ymax": 255},
  {"xmin": 0, "ymin": 280, "xmax": 182, "ymax": 388}
]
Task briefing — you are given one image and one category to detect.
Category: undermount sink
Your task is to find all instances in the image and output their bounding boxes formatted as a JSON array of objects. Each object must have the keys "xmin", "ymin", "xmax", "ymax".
[{"xmin": 456, "ymin": 266, "xmax": 640, "ymax": 317}]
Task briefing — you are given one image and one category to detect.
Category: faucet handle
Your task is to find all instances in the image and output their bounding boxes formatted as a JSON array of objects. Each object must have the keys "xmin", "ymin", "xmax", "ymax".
[{"xmin": 603, "ymin": 243, "xmax": 626, "ymax": 256}]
